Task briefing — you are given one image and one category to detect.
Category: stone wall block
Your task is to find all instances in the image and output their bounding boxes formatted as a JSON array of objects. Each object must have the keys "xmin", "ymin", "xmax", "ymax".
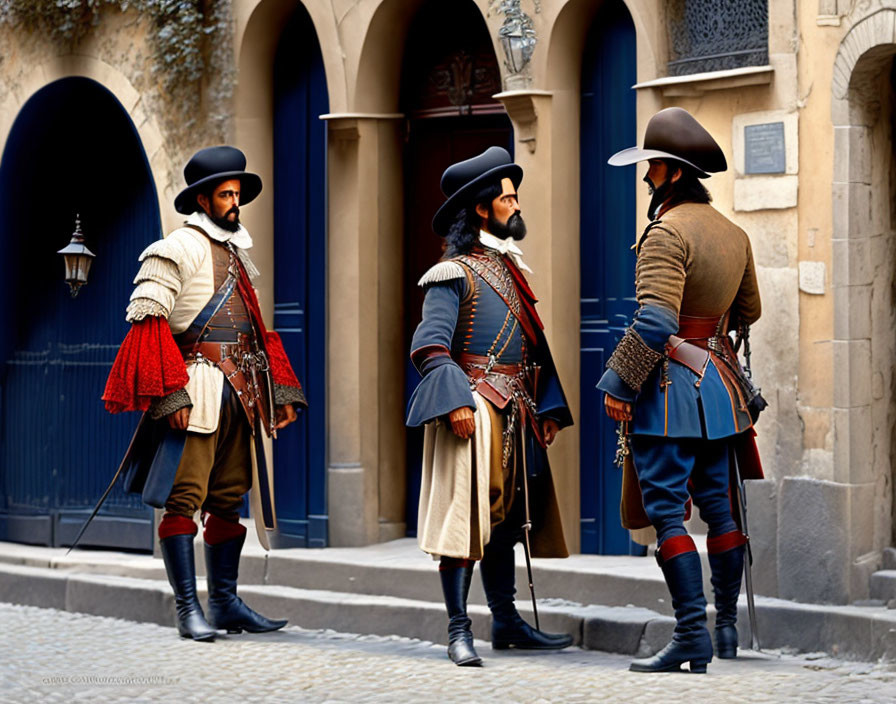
[
  {"xmin": 778, "ymin": 477, "xmax": 850, "ymax": 603},
  {"xmin": 833, "ymin": 126, "xmax": 871, "ymax": 184},
  {"xmin": 848, "ymin": 183, "xmax": 874, "ymax": 239},
  {"xmin": 848, "ymin": 484, "xmax": 877, "ymax": 559},
  {"xmin": 743, "ymin": 210, "xmax": 795, "ymax": 268},
  {"xmin": 831, "ymin": 180, "xmax": 846, "ymax": 240},
  {"xmin": 832, "ymin": 408, "xmax": 851, "ymax": 483},
  {"xmin": 327, "ymin": 465, "xmax": 367, "ymax": 547},
  {"xmin": 848, "ymin": 405, "xmax": 874, "ymax": 485},
  {"xmin": 733, "ymin": 175, "xmax": 798, "ymax": 212},
  {"xmin": 832, "ymin": 237, "xmax": 873, "ymax": 289},
  {"xmin": 833, "ymin": 283, "xmax": 871, "ymax": 340},
  {"xmin": 832, "ymin": 340, "xmax": 872, "ymax": 408},
  {"xmin": 745, "ymin": 479, "xmax": 779, "ymax": 597}
]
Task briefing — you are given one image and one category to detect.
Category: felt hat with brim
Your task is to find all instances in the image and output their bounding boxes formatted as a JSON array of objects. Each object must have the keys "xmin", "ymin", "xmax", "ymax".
[
  {"xmin": 432, "ymin": 146, "xmax": 523, "ymax": 236},
  {"xmin": 608, "ymin": 107, "xmax": 727, "ymax": 178},
  {"xmin": 174, "ymin": 145, "xmax": 263, "ymax": 214}
]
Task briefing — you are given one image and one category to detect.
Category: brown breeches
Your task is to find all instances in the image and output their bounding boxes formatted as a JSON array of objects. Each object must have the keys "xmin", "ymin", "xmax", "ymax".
[{"xmin": 164, "ymin": 384, "xmax": 252, "ymax": 522}]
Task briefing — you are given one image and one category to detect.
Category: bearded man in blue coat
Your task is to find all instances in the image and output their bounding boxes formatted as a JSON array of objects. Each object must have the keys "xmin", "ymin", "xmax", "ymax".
[{"xmin": 407, "ymin": 147, "xmax": 573, "ymax": 666}]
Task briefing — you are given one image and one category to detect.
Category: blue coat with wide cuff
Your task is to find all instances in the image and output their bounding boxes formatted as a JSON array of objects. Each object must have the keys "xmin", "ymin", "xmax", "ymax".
[{"xmin": 406, "ymin": 268, "xmax": 572, "ymax": 431}]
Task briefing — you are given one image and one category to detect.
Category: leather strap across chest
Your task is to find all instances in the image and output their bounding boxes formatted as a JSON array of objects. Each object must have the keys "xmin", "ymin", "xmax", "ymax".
[{"xmin": 456, "ymin": 252, "xmax": 540, "ymax": 344}]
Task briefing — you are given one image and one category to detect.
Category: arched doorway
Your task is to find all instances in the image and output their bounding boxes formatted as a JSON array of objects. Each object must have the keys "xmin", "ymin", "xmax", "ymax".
[
  {"xmin": 0, "ymin": 77, "xmax": 161, "ymax": 551},
  {"xmin": 401, "ymin": 0, "xmax": 513, "ymax": 536},
  {"xmin": 270, "ymin": 3, "xmax": 329, "ymax": 548},
  {"xmin": 578, "ymin": 0, "xmax": 643, "ymax": 555}
]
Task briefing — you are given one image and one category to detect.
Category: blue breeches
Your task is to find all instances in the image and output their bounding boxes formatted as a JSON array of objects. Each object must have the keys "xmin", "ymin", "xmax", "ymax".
[{"xmin": 630, "ymin": 435, "xmax": 738, "ymax": 547}]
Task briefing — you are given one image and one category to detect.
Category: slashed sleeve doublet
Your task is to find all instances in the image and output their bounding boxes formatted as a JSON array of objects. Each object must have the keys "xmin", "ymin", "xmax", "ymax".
[
  {"xmin": 125, "ymin": 230, "xmax": 205, "ymax": 323},
  {"xmin": 406, "ymin": 268, "xmax": 476, "ymax": 427}
]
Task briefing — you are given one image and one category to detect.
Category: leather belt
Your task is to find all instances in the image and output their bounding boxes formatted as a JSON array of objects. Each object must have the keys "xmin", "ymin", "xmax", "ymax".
[
  {"xmin": 456, "ymin": 352, "xmax": 526, "ymax": 376},
  {"xmin": 183, "ymin": 335, "xmax": 272, "ymax": 435},
  {"xmin": 677, "ymin": 314, "xmax": 722, "ymax": 341}
]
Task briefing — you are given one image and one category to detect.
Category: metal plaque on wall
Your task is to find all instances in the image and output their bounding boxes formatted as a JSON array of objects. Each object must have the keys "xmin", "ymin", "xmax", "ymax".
[{"xmin": 744, "ymin": 121, "xmax": 786, "ymax": 174}]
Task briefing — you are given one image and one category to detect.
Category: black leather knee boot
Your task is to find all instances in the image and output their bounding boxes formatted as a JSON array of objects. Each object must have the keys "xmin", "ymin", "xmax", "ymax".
[
  {"xmin": 205, "ymin": 533, "xmax": 288, "ymax": 633},
  {"xmin": 480, "ymin": 542, "xmax": 572, "ymax": 650},
  {"xmin": 630, "ymin": 539, "xmax": 713, "ymax": 673},
  {"xmin": 708, "ymin": 541, "xmax": 745, "ymax": 658},
  {"xmin": 159, "ymin": 533, "xmax": 216, "ymax": 641},
  {"xmin": 440, "ymin": 563, "xmax": 481, "ymax": 666}
]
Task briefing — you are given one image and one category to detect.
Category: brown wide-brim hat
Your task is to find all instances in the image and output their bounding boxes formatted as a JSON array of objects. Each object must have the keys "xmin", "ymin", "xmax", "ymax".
[
  {"xmin": 608, "ymin": 107, "xmax": 727, "ymax": 178},
  {"xmin": 174, "ymin": 145, "xmax": 263, "ymax": 214},
  {"xmin": 432, "ymin": 146, "xmax": 523, "ymax": 236}
]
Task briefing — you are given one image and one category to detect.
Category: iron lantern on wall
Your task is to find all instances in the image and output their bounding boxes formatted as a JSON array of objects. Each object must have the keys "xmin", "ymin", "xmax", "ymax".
[
  {"xmin": 497, "ymin": 1, "xmax": 536, "ymax": 76},
  {"xmin": 57, "ymin": 214, "xmax": 95, "ymax": 298}
]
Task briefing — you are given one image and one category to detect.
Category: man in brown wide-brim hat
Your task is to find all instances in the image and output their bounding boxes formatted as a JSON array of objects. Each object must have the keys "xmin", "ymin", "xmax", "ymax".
[{"xmin": 597, "ymin": 108, "xmax": 764, "ymax": 673}]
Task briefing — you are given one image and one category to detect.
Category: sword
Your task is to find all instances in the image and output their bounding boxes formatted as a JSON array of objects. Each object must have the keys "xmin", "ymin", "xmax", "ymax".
[
  {"xmin": 730, "ymin": 443, "xmax": 760, "ymax": 651},
  {"xmin": 518, "ymin": 418, "xmax": 540, "ymax": 631},
  {"xmin": 66, "ymin": 414, "xmax": 147, "ymax": 555}
]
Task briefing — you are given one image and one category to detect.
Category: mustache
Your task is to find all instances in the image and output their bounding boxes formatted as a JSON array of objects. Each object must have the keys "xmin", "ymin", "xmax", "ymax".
[{"xmin": 227, "ymin": 205, "xmax": 240, "ymax": 217}]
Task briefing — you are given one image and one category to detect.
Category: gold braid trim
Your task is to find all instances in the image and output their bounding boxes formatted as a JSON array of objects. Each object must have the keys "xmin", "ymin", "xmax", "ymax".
[{"xmin": 607, "ymin": 329, "xmax": 664, "ymax": 392}]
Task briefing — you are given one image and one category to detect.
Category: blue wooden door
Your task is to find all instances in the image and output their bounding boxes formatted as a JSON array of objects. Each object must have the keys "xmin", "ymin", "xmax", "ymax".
[
  {"xmin": 579, "ymin": 1, "xmax": 644, "ymax": 555},
  {"xmin": 271, "ymin": 6, "xmax": 329, "ymax": 548},
  {"xmin": 0, "ymin": 78, "xmax": 160, "ymax": 551}
]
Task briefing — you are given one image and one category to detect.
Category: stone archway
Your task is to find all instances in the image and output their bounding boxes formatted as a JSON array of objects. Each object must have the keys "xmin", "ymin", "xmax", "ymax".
[{"xmin": 829, "ymin": 8, "xmax": 896, "ymax": 599}]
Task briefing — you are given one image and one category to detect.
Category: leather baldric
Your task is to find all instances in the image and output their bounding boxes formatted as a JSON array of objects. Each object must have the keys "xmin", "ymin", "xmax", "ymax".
[{"xmin": 175, "ymin": 227, "xmax": 274, "ymax": 434}]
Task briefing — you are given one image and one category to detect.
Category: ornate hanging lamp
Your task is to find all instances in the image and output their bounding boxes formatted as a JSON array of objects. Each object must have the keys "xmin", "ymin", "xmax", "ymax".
[{"xmin": 57, "ymin": 214, "xmax": 96, "ymax": 298}]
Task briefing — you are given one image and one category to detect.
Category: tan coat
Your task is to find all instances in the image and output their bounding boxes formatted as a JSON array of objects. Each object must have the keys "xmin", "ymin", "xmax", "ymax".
[{"xmin": 638, "ymin": 202, "xmax": 762, "ymax": 325}]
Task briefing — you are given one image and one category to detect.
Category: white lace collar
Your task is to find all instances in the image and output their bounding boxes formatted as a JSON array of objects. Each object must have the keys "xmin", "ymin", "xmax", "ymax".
[
  {"xmin": 479, "ymin": 230, "xmax": 532, "ymax": 273},
  {"xmin": 186, "ymin": 211, "xmax": 253, "ymax": 250}
]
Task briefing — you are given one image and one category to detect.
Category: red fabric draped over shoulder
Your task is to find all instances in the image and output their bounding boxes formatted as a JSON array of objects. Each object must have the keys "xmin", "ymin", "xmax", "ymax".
[
  {"xmin": 232, "ymin": 258, "xmax": 303, "ymax": 391},
  {"xmin": 102, "ymin": 316, "xmax": 190, "ymax": 414},
  {"xmin": 503, "ymin": 256, "xmax": 545, "ymax": 344}
]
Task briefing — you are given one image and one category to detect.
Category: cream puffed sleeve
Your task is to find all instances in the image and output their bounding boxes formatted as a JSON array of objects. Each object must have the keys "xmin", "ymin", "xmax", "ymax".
[{"xmin": 125, "ymin": 228, "xmax": 207, "ymax": 323}]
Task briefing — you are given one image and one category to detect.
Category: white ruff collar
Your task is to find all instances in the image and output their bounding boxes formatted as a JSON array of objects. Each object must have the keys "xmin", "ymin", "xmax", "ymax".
[
  {"xmin": 479, "ymin": 230, "xmax": 532, "ymax": 273},
  {"xmin": 186, "ymin": 211, "xmax": 253, "ymax": 250}
]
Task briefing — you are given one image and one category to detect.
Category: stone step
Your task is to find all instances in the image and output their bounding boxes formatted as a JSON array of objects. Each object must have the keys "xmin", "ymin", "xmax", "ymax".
[
  {"xmin": 2, "ymin": 555, "xmax": 896, "ymax": 662},
  {"xmin": 869, "ymin": 570, "xmax": 896, "ymax": 603},
  {"xmin": 0, "ymin": 561, "xmax": 674, "ymax": 656},
  {"xmin": 883, "ymin": 547, "xmax": 896, "ymax": 571},
  {"xmin": 0, "ymin": 538, "xmax": 672, "ymax": 614}
]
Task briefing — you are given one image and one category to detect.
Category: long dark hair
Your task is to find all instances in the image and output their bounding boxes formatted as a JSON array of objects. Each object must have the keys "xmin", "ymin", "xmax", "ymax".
[
  {"xmin": 442, "ymin": 180, "xmax": 502, "ymax": 258},
  {"xmin": 667, "ymin": 164, "xmax": 712, "ymax": 206}
]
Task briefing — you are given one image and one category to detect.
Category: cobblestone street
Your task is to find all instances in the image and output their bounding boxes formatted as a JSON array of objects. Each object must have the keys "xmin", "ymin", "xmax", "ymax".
[{"xmin": 1, "ymin": 603, "xmax": 894, "ymax": 703}]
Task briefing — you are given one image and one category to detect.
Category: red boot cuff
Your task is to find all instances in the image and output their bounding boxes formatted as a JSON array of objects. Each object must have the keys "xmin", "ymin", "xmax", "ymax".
[
  {"xmin": 203, "ymin": 512, "xmax": 247, "ymax": 546},
  {"xmin": 707, "ymin": 530, "xmax": 748, "ymax": 554},
  {"xmin": 158, "ymin": 514, "xmax": 197, "ymax": 540},
  {"xmin": 439, "ymin": 556, "xmax": 475, "ymax": 571},
  {"xmin": 658, "ymin": 535, "xmax": 697, "ymax": 562}
]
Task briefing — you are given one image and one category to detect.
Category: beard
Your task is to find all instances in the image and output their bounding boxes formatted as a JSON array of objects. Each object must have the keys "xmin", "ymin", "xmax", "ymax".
[
  {"xmin": 488, "ymin": 211, "xmax": 527, "ymax": 241},
  {"xmin": 211, "ymin": 206, "xmax": 241, "ymax": 233},
  {"xmin": 644, "ymin": 175, "xmax": 673, "ymax": 220}
]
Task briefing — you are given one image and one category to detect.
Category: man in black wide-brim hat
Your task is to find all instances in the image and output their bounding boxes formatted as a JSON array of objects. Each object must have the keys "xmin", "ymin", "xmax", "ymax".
[
  {"xmin": 407, "ymin": 146, "xmax": 574, "ymax": 666},
  {"xmin": 597, "ymin": 108, "xmax": 764, "ymax": 673},
  {"xmin": 102, "ymin": 146, "xmax": 307, "ymax": 641}
]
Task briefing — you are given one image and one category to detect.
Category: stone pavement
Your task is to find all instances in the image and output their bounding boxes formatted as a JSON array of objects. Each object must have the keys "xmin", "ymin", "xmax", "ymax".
[{"xmin": 2, "ymin": 603, "xmax": 894, "ymax": 704}]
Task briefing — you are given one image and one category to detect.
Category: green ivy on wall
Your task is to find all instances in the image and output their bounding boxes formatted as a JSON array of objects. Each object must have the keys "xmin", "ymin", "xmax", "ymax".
[{"xmin": 0, "ymin": 0, "xmax": 234, "ymax": 139}]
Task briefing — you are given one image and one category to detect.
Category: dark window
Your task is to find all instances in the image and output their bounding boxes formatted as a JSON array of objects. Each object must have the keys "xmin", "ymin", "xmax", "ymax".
[{"xmin": 666, "ymin": 0, "xmax": 768, "ymax": 77}]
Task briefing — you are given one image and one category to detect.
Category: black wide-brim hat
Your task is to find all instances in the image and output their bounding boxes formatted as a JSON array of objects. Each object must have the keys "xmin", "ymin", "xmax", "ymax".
[
  {"xmin": 608, "ymin": 107, "xmax": 727, "ymax": 178},
  {"xmin": 174, "ymin": 145, "xmax": 263, "ymax": 214},
  {"xmin": 432, "ymin": 146, "xmax": 523, "ymax": 236}
]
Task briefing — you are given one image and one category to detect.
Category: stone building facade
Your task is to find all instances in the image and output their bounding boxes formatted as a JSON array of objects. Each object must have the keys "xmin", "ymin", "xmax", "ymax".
[{"xmin": 0, "ymin": 0, "xmax": 894, "ymax": 606}]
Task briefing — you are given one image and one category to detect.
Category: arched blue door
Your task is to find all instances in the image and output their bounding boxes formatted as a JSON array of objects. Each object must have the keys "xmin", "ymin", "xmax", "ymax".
[
  {"xmin": 0, "ymin": 78, "xmax": 160, "ymax": 551},
  {"xmin": 271, "ymin": 5, "xmax": 329, "ymax": 548},
  {"xmin": 579, "ymin": 0, "xmax": 644, "ymax": 555}
]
